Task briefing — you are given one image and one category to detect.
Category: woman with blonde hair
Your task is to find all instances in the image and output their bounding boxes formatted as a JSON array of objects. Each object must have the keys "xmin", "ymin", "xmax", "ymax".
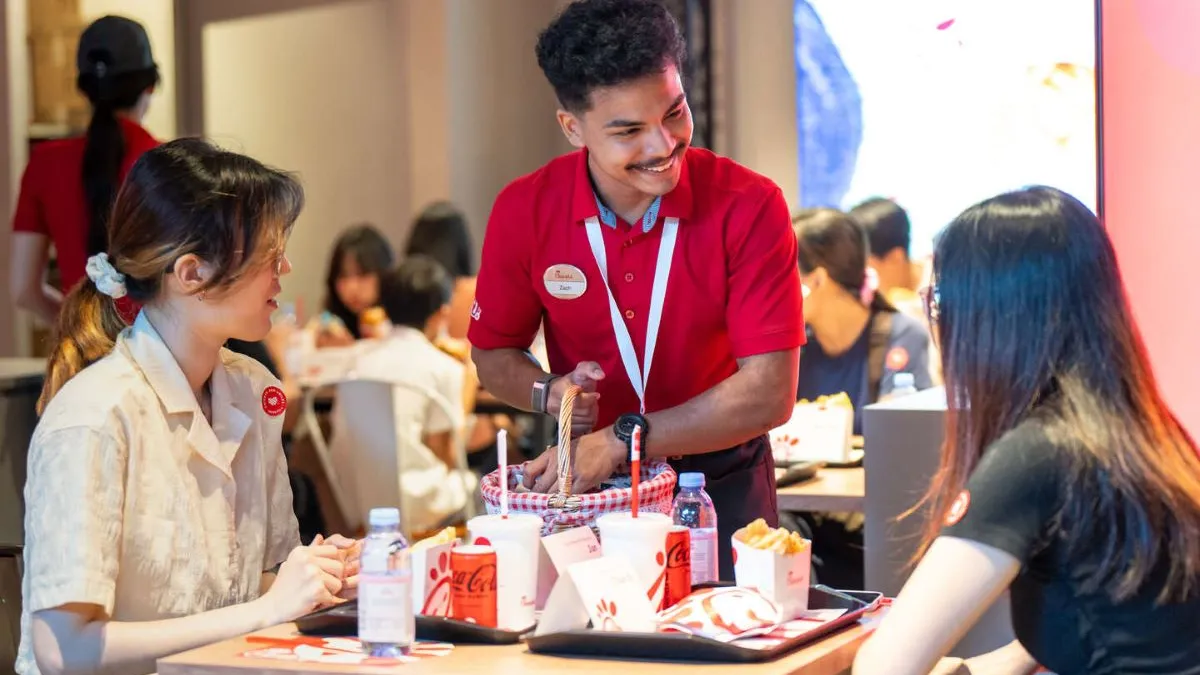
[{"xmin": 20, "ymin": 139, "xmax": 356, "ymax": 675}]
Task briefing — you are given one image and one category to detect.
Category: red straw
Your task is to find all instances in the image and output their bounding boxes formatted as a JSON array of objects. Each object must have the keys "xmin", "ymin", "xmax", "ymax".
[{"xmin": 631, "ymin": 425, "xmax": 642, "ymax": 518}]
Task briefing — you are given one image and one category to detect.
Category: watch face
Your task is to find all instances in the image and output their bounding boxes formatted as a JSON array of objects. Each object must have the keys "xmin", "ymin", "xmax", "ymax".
[{"xmin": 616, "ymin": 414, "xmax": 645, "ymax": 439}]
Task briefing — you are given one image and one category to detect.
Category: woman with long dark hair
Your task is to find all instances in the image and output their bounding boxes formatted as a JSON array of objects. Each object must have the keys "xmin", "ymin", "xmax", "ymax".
[
  {"xmin": 10, "ymin": 16, "xmax": 161, "ymax": 326},
  {"xmin": 318, "ymin": 224, "xmax": 395, "ymax": 346},
  {"xmin": 854, "ymin": 187, "xmax": 1200, "ymax": 675},
  {"xmin": 404, "ymin": 201, "xmax": 477, "ymax": 340}
]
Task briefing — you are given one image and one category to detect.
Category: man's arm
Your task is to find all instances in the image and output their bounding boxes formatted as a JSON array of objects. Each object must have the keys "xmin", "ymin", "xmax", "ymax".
[
  {"xmin": 642, "ymin": 348, "xmax": 797, "ymax": 458},
  {"xmin": 471, "ymin": 346, "xmax": 546, "ymax": 413},
  {"xmin": 472, "ymin": 347, "xmax": 603, "ymax": 434},
  {"xmin": 532, "ymin": 348, "xmax": 798, "ymax": 494}
]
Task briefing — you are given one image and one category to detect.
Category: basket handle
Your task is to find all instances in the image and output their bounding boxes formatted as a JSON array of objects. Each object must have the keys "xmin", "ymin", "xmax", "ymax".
[{"xmin": 556, "ymin": 384, "xmax": 581, "ymax": 496}]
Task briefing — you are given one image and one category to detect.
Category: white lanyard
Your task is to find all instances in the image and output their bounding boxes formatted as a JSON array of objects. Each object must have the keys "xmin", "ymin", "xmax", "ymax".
[{"xmin": 584, "ymin": 216, "xmax": 679, "ymax": 414}]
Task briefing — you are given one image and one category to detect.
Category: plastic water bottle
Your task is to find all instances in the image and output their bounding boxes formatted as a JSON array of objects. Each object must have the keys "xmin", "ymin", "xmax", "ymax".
[
  {"xmin": 891, "ymin": 372, "xmax": 919, "ymax": 398},
  {"xmin": 671, "ymin": 472, "xmax": 719, "ymax": 584},
  {"xmin": 358, "ymin": 508, "xmax": 414, "ymax": 657}
]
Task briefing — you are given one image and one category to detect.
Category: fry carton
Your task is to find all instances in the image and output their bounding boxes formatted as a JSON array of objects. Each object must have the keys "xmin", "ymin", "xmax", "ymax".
[
  {"xmin": 770, "ymin": 393, "xmax": 853, "ymax": 464},
  {"xmin": 731, "ymin": 519, "xmax": 812, "ymax": 621},
  {"xmin": 410, "ymin": 527, "xmax": 458, "ymax": 616}
]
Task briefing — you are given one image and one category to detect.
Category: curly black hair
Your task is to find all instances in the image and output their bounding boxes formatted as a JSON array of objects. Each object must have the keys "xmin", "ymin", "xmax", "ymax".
[{"xmin": 536, "ymin": 0, "xmax": 687, "ymax": 113}]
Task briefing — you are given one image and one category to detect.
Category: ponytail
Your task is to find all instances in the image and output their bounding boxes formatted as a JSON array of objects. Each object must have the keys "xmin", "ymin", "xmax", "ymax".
[
  {"xmin": 38, "ymin": 280, "xmax": 126, "ymax": 413},
  {"xmin": 76, "ymin": 67, "xmax": 159, "ymax": 257},
  {"xmin": 81, "ymin": 102, "xmax": 125, "ymax": 257}
]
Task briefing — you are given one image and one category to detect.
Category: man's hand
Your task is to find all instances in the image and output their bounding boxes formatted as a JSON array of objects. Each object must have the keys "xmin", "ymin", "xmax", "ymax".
[
  {"xmin": 523, "ymin": 425, "xmax": 626, "ymax": 494},
  {"xmin": 547, "ymin": 361, "xmax": 605, "ymax": 437},
  {"xmin": 568, "ymin": 426, "xmax": 628, "ymax": 494}
]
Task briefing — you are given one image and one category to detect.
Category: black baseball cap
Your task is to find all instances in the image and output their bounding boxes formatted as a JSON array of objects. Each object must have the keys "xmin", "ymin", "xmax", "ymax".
[{"xmin": 76, "ymin": 16, "xmax": 156, "ymax": 78}]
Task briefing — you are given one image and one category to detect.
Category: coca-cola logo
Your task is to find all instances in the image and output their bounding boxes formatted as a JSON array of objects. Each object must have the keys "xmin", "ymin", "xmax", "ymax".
[
  {"xmin": 453, "ymin": 564, "xmax": 498, "ymax": 593},
  {"xmin": 667, "ymin": 540, "xmax": 690, "ymax": 568}
]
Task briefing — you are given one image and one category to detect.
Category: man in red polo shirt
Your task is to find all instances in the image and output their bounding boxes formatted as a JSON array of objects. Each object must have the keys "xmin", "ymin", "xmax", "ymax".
[{"xmin": 468, "ymin": 0, "xmax": 803, "ymax": 577}]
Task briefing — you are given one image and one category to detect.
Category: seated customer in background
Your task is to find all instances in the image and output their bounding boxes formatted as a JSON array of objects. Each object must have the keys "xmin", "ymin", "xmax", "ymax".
[
  {"xmin": 20, "ymin": 139, "xmax": 355, "ymax": 675},
  {"xmin": 854, "ymin": 187, "xmax": 1200, "ymax": 675},
  {"xmin": 794, "ymin": 208, "xmax": 933, "ymax": 434},
  {"xmin": 315, "ymin": 223, "xmax": 395, "ymax": 347},
  {"xmin": 850, "ymin": 197, "xmax": 941, "ymax": 384},
  {"xmin": 330, "ymin": 255, "xmax": 477, "ymax": 534},
  {"xmin": 849, "ymin": 197, "xmax": 921, "ymax": 316},
  {"xmin": 403, "ymin": 201, "xmax": 477, "ymax": 342}
]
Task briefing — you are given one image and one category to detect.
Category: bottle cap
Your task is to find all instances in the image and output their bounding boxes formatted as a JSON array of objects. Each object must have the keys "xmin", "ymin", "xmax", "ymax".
[
  {"xmin": 368, "ymin": 507, "xmax": 401, "ymax": 527},
  {"xmin": 679, "ymin": 472, "xmax": 706, "ymax": 489},
  {"xmin": 894, "ymin": 372, "xmax": 916, "ymax": 389}
]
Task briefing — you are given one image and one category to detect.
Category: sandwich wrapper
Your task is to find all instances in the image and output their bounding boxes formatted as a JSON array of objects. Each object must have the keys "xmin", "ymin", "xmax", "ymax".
[
  {"xmin": 656, "ymin": 586, "xmax": 782, "ymax": 642},
  {"xmin": 731, "ymin": 532, "xmax": 812, "ymax": 621}
]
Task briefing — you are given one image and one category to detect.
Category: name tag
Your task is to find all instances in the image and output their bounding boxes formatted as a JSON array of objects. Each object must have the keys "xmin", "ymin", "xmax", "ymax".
[{"xmin": 544, "ymin": 264, "xmax": 588, "ymax": 300}]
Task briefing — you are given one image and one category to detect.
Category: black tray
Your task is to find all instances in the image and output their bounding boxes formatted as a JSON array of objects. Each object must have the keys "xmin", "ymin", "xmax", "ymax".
[
  {"xmin": 524, "ymin": 586, "xmax": 882, "ymax": 664},
  {"xmin": 295, "ymin": 601, "xmax": 534, "ymax": 645}
]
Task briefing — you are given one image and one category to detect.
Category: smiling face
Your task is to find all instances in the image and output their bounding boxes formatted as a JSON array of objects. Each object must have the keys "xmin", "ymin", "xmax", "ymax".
[
  {"xmin": 163, "ymin": 240, "xmax": 292, "ymax": 345},
  {"xmin": 556, "ymin": 64, "xmax": 693, "ymax": 206}
]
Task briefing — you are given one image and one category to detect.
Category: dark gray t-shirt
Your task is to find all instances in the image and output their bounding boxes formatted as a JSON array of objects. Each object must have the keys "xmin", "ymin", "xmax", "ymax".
[{"xmin": 795, "ymin": 310, "xmax": 932, "ymax": 433}]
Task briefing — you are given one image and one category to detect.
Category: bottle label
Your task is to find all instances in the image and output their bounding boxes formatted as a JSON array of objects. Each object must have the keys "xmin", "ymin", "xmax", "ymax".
[
  {"xmin": 689, "ymin": 529, "xmax": 718, "ymax": 585},
  {"xmin": 358, "ymin": 571, "xmax": 413, "ymax": 643}
]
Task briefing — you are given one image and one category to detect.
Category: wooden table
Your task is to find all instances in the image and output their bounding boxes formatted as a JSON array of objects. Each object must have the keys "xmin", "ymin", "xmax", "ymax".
[
  {"xmin": 159, "ymin": 608, "xmax": 886, "ymax": 675},
  {"xmin": 777, "ymin": 468, "xmax": 865, "ymax": 513}
]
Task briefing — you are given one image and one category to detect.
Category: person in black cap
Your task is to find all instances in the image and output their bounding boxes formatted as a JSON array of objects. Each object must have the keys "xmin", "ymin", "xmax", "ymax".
[{"xmin": 10, "ymin": 15, "xmax": 160, "ymax": 327}]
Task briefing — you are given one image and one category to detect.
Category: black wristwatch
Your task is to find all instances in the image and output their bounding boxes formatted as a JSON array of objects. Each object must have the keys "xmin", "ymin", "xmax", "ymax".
[
  {"xmin": 614, "ymin": 413, "xmax": 650, "ymax": 455},
  {"xmin": 532, "ymin": 373, "xmax": 560, "ymax": 414}
]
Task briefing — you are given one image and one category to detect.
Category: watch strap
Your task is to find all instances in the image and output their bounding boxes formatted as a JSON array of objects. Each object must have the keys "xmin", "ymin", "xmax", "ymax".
[{"xmin": 532, "ymin": 374, "xmax": 559, "ymax": 414}]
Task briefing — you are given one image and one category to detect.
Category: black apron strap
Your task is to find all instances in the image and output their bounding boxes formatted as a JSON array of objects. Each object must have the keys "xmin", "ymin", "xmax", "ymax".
[{"xmin": 670, "ymin": 435, "xmax": 776, "ymax": 581}]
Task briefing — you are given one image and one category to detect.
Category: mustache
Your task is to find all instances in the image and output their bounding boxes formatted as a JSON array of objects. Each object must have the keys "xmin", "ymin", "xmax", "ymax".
[{"xmin": 628, "ymin": 144, "xmax": 686, "ymax": 171}]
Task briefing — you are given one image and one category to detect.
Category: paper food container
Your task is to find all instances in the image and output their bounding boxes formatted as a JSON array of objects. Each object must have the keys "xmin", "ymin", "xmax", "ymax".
[
  {"xmin": 731, "ymin": 537, "xmax": 812, "ymax": 621},
  {"xmin": 770, "ymin": 394, "xmax": 853, "ymax": 464},
  {"xmin": 410, "ymin": 541, "xmax": 456, "ymax": 617}
]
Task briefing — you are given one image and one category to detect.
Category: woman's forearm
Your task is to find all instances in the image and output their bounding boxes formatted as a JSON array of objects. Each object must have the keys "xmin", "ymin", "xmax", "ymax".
[{"xmin": 32, "ymin": 597, "xmax": 279, "ymax": 675}]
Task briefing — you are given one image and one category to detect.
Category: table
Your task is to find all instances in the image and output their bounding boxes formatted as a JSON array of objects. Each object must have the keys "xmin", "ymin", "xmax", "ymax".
[
  {"xmin": 159, "ymin": 608, "xmax": 886, "ymax": 675},
  {"xmin": 776, "ymin": 468, "xmax": 865, "ymax": 513}
]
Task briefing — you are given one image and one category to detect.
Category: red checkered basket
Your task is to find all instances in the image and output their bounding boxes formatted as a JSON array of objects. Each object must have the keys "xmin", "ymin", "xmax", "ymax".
[{"xmin": 479, "ymin": 386, "xmax": 677, "ymax": 535}]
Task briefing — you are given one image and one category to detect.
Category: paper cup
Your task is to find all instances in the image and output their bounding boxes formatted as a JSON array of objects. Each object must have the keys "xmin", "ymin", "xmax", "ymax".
[
  {"xmin": 466, "ymin": 514, "xmax": 543, "ymax": 630},
  {"xmin": 596, "ymin": 512, "xmax": 671, "ymax": 610}
]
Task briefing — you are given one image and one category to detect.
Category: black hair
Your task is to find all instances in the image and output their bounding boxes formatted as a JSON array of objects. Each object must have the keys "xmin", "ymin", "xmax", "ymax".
[
  {"xmin": 379, "ymin": 255, "xmax": 453, "ymax": 331},
  {"xmin": 78, "ymin": 67, "xmax": 160, "ymax": 257},
  {"xmin": 324, "ymin": 224, "xmax": 395, "ymax": 338},
  {"xmin": 43, "ymin": 138, "xmax": 302, "ymax": 411},
  {"xmin": 926, "ymin": 185, "xmax": 1200, "ymax": 602},
  {"xmin": 535, "ymin": 0, "xmax": 687, "ymax": 113},
  {"xmin": 850, "ymin": 197, "xmax": 911, "ymax": 259},
  {"xmin": 404, "ymin": 201, "xmax": 475, "ymax": 279},
  {"xmin": 793, "ymin": 208, "xmax": 894, "ymax": 313}
]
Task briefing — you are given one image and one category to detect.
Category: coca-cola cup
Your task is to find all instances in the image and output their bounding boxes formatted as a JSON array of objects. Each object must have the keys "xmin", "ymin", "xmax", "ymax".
[
  {"xmin": 450, "ymin": 545, "xmax": 498, "ymax": 627},
  {"xmin": 664, "ymin": 526, "xmax": 693, "ymax": 609},
  {"xmin": 596, "ymin": 512, "xmax": 672, "ymax": 610},
  {"xmin": 466, "ymin": 514, "xmax": 543, "ymax": 630}
]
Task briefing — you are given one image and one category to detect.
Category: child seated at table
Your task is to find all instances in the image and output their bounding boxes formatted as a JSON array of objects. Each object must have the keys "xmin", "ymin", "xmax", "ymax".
[
  {"xmin": 330, "ymin": 255, "xmax": 478, "ymax": 534},
  {"xmin": 20, "ymin": 139, "xmax": 356, "ymax": 675}
]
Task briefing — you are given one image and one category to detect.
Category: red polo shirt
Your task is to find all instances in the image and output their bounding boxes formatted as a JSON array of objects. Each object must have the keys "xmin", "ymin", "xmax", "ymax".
[
  {"xmin": 12, "ymin": 118, "xmax": 159, "ymax": 293},
  {"xmin": 469, "ymin": 147, "xmax": 804, "ymax": 430}
]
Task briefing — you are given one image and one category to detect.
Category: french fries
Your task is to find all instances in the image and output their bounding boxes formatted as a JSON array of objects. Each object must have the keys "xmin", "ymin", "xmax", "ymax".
[
  {"xmin": 412, "ymin": 526, "xmax": 458, "ymax": 550},
  {"xmin": 733, "ymin": 519, "xmax": 810, "ymax": 556},
  {"xmin": 797, "ymin": 391, "xmax": 853, "ymax": 409}
]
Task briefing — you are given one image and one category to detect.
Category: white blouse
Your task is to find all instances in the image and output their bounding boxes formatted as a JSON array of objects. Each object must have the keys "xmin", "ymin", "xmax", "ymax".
[{"xmin": 17, "ymin": 313, "xmax": 300, "ymax": 675}]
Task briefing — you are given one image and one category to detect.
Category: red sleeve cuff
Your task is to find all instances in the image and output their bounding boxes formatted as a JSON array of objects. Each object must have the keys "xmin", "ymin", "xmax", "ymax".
[
  {"xmin": 467, "ymin": 322, "xmax": 537, "ymax": 352},
  {"xmin": 730, "ymin": 325, "xmax": 806, "ymax": 359}
]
